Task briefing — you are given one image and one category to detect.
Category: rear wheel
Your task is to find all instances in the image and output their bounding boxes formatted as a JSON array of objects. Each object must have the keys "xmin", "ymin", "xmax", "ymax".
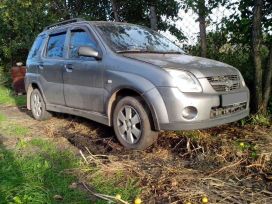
[
  {"xmin": 30, "ymin": 89, "xmax": 51, "ymax": 121},
  {"xmin": 113, "ymin": 96, "xmax": 158, "ymax": 150}
]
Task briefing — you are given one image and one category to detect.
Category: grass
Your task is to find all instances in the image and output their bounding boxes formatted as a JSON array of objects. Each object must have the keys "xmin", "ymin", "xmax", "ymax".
[
  {"xmin": 0, "ymin": 86, "xmax": 26, "ymax": 106},
  {"xmin": 90, "ymin": 170, "xmax": 141, "ymax": 203},
  {"xmin": 3, "ymin": 124, "xmax": 29, "ymax": 137},
  {"xmin": 0, "ymin": 117, "xmax": 29, "ymax": 137},
  {"xmin": 0, "ymin": 138, "xmax": 90, "ymax": 204},
  {"xmin": 0, "ymin": 113, "xmax": 7, "ymax": 122},
  {"xmin": 0, "ymin": 114, "xmax": 141, "ymax": 204}
]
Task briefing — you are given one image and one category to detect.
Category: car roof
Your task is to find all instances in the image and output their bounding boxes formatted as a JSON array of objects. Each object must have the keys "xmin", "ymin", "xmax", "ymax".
[{"xmin": 40, "ymin": 19, "xmax": 136, "ymax": 36}]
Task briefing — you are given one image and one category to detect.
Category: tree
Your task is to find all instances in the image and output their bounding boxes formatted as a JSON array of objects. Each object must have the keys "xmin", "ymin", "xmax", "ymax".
[
  {"xmin": 225, "ymin": 0, "xmax": 272, "ymax": 113},
  {"xmin": 184, "ymin": 0, "xmax": 227, "ymax": 57},
  {"xmin": 198, "ymin": 0, "xmax": 207, "ymax": 57},
  {"xmin": 0, "ymin": 0, "xmax": 60, "ymax": 68},
  {"xmin": 115, "ymin": 0, "xmax": 183, "ymax": 39},
  {"xmin": 149, "ymin": 0, "xmax": 158, "ymax": 31},
  {"xmin": 110, "ymin": 0, "xmax": 120, "ymax": 22},
  {"xmin": 252, "ymin": 0, "xmax": 263, "ymax": 112},
  {"xmin": 263, "ymin": 45, "xmax": 272, "ymax": 111}
]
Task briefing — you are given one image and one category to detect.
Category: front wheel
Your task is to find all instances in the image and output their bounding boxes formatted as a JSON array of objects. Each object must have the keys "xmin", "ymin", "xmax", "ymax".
[
  {"xmin": 113, "ymin": 96, "xmax": 158, "ymax": 150},
  {"xmin": 30, "ymin": 89, "xmax": 51, "ymax": 121}
]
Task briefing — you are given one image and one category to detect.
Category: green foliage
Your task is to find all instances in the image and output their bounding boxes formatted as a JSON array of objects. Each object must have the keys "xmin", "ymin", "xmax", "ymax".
[
  {"xmin": 2, "ymin": 124, "xmax": 29, "ymax": 137},
  {"xmin": 237, "ymin": 141, "xmax": 258, "ymax": 159},
  {"xmin": 239, "ymin": 114, "xmax": 271, "ymax": 127},
  {"xmin": 0, "ymin": 0, "xmax": 183, "ymax": 68},
  {"xmin": 0, "ymin": 139, "xmax": 89, "ymax": 204},
  {"xmin": 115, "ymin": 0, "xmax": 183, "ymax": 40},
  {"xmin": 0, "ymin": 113, "xmax": 7, "ymax": 122},
  {"xmin": 0, "ymin": 116, "xmax": 141, "ymax": 204},
  {"xmin": 90, "ymin": 170, "xmax": 141, "ymax": 203},
  {"xmin": 0, "ymin": 86, "xmax": 26, "ymax": 106},
  {"xmin": 250, "ymin": 114, "xmax": 271, "ymax": 126}
]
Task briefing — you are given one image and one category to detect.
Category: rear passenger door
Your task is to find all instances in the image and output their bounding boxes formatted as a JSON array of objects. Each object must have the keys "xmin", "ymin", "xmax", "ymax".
[
  {"xmin": 63, "ymin": 26, "xmax": 104, "ymax": 112},
  {"xmin": 40, "ymin": 30, "xmax": 67, "ymax": 106}
]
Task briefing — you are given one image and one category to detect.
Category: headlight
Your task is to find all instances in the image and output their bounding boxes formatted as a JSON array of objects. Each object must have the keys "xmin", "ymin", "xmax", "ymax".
[
  {"xmin": 238, "ymin": 71, "xmax": 246, "ymax": 87},
  {"xmin": 165, "ymin": 69, "xmax": 202, "ymax": 93}
]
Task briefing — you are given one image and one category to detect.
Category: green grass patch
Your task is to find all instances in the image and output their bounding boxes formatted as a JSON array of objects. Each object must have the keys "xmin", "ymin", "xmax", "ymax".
[
  {"xmin": 0, "ymin": 138, "xmax": 89, "ymax": 204},
  {"xmin": 90, "ymin": 170, "xmax": 141, "ymax": 204},
  {"xmin": 0, "ymin": 113, "xmax": 7, "ymax": 122},
  {"xmin": 1, "ymin": 123, "xmax": 29, "ymax": 137},
  {"xmin": 0, "ymin": 86, "xmax": 26, "ymax": 106}
]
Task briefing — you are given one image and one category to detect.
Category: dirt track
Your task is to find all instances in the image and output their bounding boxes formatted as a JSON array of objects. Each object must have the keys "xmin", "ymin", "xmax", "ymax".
[{"xmin": 1, "ymin": 105, "xmax": 272, "ymax": 203}]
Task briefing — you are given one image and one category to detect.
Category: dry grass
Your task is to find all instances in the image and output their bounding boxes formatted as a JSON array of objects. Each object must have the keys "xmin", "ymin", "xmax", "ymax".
[
  {"xmin": 2, "ymin": 106, "xmax": 272, "ymax": 203},
  {"xmin": 53, "ymin": 121, "xmax": 271, "ymax": 203}
]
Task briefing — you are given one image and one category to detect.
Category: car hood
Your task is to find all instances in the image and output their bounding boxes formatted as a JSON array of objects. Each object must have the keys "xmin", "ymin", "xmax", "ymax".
[{"xmin": 123, "ymin": 53, "xmax": 239, "ymax": 78}]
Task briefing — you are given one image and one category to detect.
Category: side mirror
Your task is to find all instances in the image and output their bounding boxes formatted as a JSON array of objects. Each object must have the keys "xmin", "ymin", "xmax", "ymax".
[{"xmin": 78, "ymin": 46, "xmax": 102, "ymax": 60}]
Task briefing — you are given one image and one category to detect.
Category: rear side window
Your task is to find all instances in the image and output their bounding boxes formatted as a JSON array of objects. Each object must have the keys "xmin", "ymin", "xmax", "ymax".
[
  {"xmin": 28, "ymin": 35, "xmax": 45, "ymax": 59},
  {"xmin": 46, "ymin": 32, "xmax": 66, "ymax": 58},
  {"xmin": 69, "ymin": 29, "xmax": 97, "ymax": 59}
]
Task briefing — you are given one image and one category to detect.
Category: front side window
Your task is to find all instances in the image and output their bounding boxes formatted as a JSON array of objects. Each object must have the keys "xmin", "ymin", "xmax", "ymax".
[
  {"xmin": 46, "ymin": 33, "xmax": 66, "ymax": 58},
  {"xmin": 69, "ymin": 29, "xmax": 97, "ymax": 59}
]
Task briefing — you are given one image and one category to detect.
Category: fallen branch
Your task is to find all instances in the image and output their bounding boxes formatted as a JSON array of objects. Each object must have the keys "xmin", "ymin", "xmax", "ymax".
[
  {"xmin": 82, "ymin": 182, "xmax": 129, "ymax": 204},
  {"xmin": 209, "ymin": 159, "xmax": 245, "ymax": 176}
]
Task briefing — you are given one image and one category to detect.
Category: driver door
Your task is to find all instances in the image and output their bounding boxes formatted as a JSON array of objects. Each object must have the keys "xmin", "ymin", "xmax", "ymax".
[{"xmin": 63, "ymin": 26, "xmax": 104, "ymax": 112}]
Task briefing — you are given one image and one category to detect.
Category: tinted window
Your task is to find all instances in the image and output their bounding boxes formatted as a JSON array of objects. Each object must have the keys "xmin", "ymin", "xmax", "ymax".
[
  {"xmin": 69, "ymin": 29, "xmax": 97, "ymax": 59},
  {"xmin": 28, "ymin": 35, "xmax": 45, "ymax": 59},
  {"xmin": 96, "ymin": 24, "xmax": 183, "ymax": 54},
  {"xmin": 46, "ymin": 33, "xmax": 66, "ymax": 58}
]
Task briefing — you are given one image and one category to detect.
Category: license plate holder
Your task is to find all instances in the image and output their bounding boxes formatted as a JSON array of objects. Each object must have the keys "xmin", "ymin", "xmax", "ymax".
[{"xmin": 221, "ymin": 92, "xmax": 247, "ymax": 107}]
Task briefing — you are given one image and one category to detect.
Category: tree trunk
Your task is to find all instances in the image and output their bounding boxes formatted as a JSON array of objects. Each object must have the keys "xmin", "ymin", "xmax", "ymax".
[
  {"xmin": 110, "ymin": 0, "xmax": 119, "ymax": 22},
  {"xmin": 261, "ymin": 45, "xmax": 272, "ymax": 112},
  {"xmin": 252, "ymin": 0, "xmax": 263, "ymax": 113},
  {"xmin": 150, "ymin": 5, "xmax": 158, "ymax": 31},
  {"xmin": 199, "ymin": 15, "xmax": 207, "ymax": 57},
  {"xmin": 198, "ymin": 0, "xmax": 207, "ymax": 58}
]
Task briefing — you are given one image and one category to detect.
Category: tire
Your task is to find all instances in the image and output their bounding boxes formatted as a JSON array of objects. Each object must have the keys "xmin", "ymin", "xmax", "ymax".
[
  {"xmin": 113, "ymin": 96, "xmax": 158, "ymax": 150},
  {"xmin": 30, "ymin": 89, "xmax": 51, "ymax": 121}
]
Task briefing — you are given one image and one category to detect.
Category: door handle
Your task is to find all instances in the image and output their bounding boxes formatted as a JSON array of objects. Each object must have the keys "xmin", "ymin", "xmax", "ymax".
[
  {"xmin": 38, "ymin": 65, "xmax": 44, "ymax": 70},
  {"xmin": 64, "ymin": 64, "xmax": 73, "ymax": 72}
]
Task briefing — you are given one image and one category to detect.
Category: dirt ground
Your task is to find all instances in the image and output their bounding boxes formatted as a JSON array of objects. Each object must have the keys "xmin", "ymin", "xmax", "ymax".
[{"xmin": 1, "ymin": 105, "xmax": 272, "ymax": 204}]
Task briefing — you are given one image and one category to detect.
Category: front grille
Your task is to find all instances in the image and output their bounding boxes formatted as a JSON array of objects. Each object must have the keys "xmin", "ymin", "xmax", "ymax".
[
  {"xmin": 210, "ymin": 102, "xmax": 247, "ymax": 118},
  {"xmin": 207, "ymin": 75, "xmax": 240, "ymax": 92}
]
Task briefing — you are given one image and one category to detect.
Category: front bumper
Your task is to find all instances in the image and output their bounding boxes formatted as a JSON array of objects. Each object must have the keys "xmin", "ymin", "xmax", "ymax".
[
  {"xmin": 160, "ymin": 108, "xmax": 249, "ymax": 130},
  {"xmin": 152, "ymin": 87, "xmax": 250, "ymax": 131}
]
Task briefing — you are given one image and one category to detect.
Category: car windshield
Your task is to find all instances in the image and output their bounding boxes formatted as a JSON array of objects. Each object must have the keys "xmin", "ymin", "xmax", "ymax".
[{"xmin": 95, "ymin": 23, "xmax": 184, "ymax": 54}]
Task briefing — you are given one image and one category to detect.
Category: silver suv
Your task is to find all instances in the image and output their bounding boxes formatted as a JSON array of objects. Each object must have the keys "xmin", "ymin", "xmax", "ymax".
[{"xmin": 25, "ymin": 19, "xmax": 249, "ymax": 150}]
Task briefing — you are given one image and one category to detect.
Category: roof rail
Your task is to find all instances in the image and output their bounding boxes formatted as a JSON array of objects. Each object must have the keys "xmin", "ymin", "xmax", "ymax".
[{"xmin": 43, "ymin": 18, "xmax": 85, "ymax": 31}]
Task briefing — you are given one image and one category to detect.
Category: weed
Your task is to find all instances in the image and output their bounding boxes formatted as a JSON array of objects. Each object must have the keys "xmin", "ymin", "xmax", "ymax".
[
  {"xmin": 250, "ymin": 114, "xmax": 271, "ymax": 126},
  {"xmin": 238, "ymin": 114, "xmax": 271, "ymax": 127},
  {"xmin": 0, "ymin": 86, "xmax": 26, "ymax": 106}
]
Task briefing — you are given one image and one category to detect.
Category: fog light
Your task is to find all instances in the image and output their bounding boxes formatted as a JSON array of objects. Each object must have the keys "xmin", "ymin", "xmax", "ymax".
[{"xmin": 182, "ymin": 106, "xmax": 198, "ymax": 120}]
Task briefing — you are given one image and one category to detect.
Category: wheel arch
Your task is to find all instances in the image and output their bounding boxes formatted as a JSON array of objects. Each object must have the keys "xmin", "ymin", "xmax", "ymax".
[
  {"xmin": 106, "ymin": 87, "xmax": 160, "ymax": 130},
  {"xmin": 26, "ymin": 82, "xmax": 44, "ymax": 110}
]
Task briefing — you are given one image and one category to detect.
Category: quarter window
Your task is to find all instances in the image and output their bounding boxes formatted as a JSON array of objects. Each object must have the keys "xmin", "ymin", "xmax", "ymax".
[
  {"xmin": 46, "ymin": 33, "xmax": 66, "ymax": 58},
  {"xmin": 28, "ymin": 35, "xmax": 45, "ymax": 59},
  {"xmin": 69, "ymin": 29, "xmax": 97, "ymax": 59}
]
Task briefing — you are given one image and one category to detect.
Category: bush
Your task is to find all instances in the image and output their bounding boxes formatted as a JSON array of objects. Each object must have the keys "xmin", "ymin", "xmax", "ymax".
[{"xmin": 0, "ymin": 65, "xmax": 11, "ymax": 86}]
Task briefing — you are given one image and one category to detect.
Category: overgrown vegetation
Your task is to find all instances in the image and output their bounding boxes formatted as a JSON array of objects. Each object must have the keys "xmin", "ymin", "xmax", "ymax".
[
  {"xmin": 0, "ymin": 86, "xmax": 26, "ymax": 107},
  {"xmin": 0, "ymin": 139, "xmax": 90, "ymax": 204},
  {"xmin": 0, "ymin": 108, "xmax": 141, "ymax": 203}
]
